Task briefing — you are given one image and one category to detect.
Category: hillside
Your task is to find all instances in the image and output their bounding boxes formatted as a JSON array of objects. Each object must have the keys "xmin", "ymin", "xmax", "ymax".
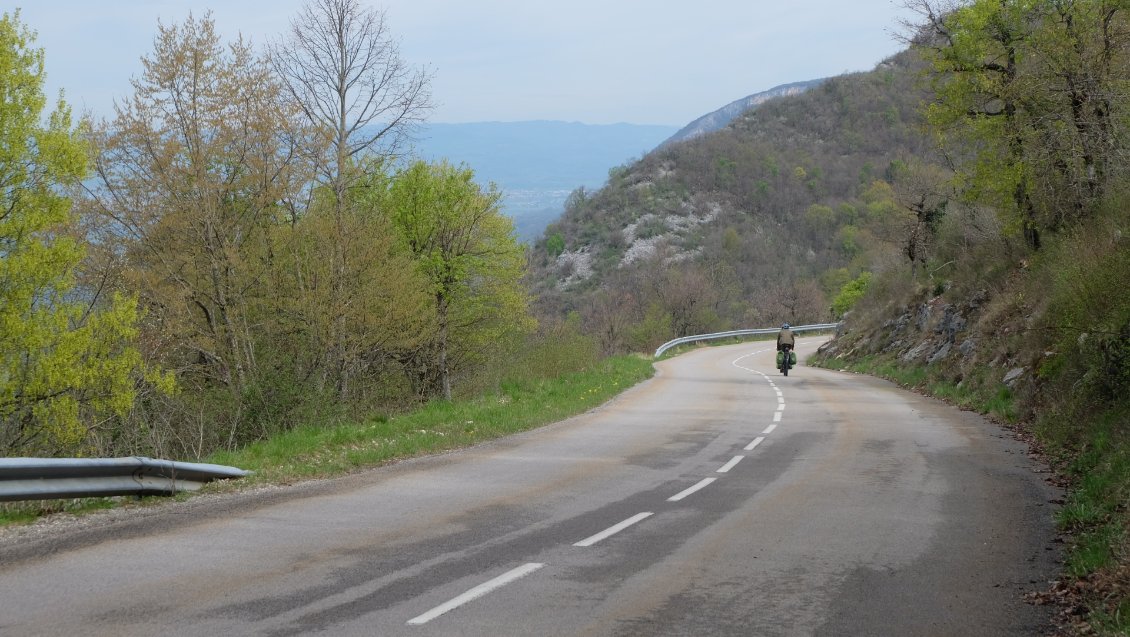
[{"xmin": 527, "ymin": 49, "xmax": 936, "ymax": 351}]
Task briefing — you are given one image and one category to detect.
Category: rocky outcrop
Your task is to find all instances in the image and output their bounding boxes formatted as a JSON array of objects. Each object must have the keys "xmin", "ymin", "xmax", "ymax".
[
  {"xmin": 818, "ymin": 286, "xmax": 1045, "ymax": 395},
  {"xmin": 822, "ymin": 289, "xmax": 989, "ymax": 367}
]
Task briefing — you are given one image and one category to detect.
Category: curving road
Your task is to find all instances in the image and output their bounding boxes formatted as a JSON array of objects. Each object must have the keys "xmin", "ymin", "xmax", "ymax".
[{"xmin": 0, "ymin": 338, "xmax": 1061, "ymax": 636}]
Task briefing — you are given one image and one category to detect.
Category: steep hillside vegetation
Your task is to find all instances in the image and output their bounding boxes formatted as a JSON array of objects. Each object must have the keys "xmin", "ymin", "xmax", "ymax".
[{"xmin": 529, "ymin": 49, "xmax": 937, "ymax": 353}]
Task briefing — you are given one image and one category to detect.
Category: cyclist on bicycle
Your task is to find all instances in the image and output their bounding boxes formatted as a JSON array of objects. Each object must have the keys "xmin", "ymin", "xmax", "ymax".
[
  {"xmin": 776, "ymin": 323, "xmax": 796, "ymax": 371},
  {"xmin": 777, "ymin": 323, "xmax": 795, "ymax": 351}
]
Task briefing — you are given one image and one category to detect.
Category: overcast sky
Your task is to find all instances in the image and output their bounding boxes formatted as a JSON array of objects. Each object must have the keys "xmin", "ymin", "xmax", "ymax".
[{"xmin": 14, "ymin": 0, "xmax": 913, "ymax": 126}]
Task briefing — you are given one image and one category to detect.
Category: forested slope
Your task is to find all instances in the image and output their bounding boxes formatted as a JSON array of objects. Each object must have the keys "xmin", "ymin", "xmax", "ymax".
[{"xmin": 527, "ymin": 48, "xmax": 938, "ymax": 352}]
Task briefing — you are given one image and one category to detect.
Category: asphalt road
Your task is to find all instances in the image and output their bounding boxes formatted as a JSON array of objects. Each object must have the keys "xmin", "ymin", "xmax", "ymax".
[{"xmin": 0, "ymin": 338, "xmax": 1062, "ymax": 636}]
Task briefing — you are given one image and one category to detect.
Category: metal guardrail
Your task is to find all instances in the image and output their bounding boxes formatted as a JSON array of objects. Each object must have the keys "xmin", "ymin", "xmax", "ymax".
[
  {"xmin": 654, "ymin": 323, "xmax": 840, "ymax": 358},
  {"xmin": 0, "ymin": 457, "xmax": 251, "ymax": 502}
]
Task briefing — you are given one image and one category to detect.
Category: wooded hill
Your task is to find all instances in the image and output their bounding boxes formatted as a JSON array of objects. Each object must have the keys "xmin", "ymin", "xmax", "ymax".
[{"xmin": 527, "ymin": 48, "xmax": 938, "ymax": 353}]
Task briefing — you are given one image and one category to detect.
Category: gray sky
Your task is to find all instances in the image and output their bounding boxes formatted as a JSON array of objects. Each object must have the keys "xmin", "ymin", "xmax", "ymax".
[{"xmin": 15, "ymin": 0, "xmax": 912, "ymax": 126}]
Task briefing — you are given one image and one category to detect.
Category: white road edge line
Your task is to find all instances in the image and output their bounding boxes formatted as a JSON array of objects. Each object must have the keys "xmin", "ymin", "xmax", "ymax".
[
  {"xmin": 745, "ymin": 436, "xmax": 765, "ymax": 451},
  {"xmin": 574, "ymin": 512, "xmax": 654, "ymax": 547},
  {"xmin": 717, "ymin": 456, "xmax": 744, "ymax": 473},
  {"xmin": 667, "ymin": 477, "xmax": 717, "ymax": 502},
  {"xmin": 407, "ymin": 562, "xmax": 545, "ymax": 626},
  {"xmin": 762, "ymin": 424, "xmax": 777, "ymax": 434}
]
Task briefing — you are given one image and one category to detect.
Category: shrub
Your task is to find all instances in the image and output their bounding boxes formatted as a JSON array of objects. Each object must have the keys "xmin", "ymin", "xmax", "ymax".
[{"xmin": 831, "ymin": 271, "xmax": 872, "ymax": 318}]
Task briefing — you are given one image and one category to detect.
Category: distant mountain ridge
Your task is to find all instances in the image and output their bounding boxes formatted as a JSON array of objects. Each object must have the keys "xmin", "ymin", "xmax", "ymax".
[
  {"xmin": 661, "ymin": 79, "xmax": 827, "ymax": 147},
  {"xmin": 411, "ymin": 121, "xmax": 678, "ymax": 240},
  {"xmin": 413, "ymin": 121, "xmax": 678, "ymax": 190}
]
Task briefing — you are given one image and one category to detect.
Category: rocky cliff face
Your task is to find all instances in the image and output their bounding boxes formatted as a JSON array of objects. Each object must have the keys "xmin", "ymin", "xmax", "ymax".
[
  {"xmin": 817, "ymin": 285, "xmax": 1037, "ymax": 404},
  {"xmin": 661, "ymin": 79, "xmax": 826, "ymax": 147}
]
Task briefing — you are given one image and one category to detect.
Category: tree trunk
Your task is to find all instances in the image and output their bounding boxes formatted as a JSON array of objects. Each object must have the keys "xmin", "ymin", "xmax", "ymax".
[{"xmin": 438, "ymin": 293, "xmax": 451, "ymax": 400}]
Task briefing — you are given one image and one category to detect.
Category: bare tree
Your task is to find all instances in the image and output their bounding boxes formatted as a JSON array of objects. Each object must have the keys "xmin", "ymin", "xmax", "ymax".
[
  {"xmin": 890, "ymin": 159, "xmax": 952, "ymax": 278},
  {"xmin": 270, "ymin": 0, "xmax": 432, "ymax": 197},
  {"xmin": 270, "ymin": 0, "xmax": 432, "ymax": 398}
]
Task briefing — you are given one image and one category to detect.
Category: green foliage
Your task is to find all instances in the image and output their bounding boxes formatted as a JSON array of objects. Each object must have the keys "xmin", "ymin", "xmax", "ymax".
[
  {"xmin": 545, "ymin": 232, "xmax": 566, "ymax": 257},
  {"xmin": 1041, "ymin": 211, "xmax": 1130, "ymax": 409},
  {"xmin": 78, "ymin": 12, "xmax": 312, "ymax": 452},
  {"xmin": 626, "ymin": 303, "xmax": 674, "ymax": 353},
  {"xmin": 265, "ymin": 169, "xmax": 433, "ymax": 404},
  {"xmin": 835, "ymin": 225, "xmax": 861, "ymax": 258},
  {"xmin": 0, "ymin": 12, "xmax": 148, "ymax": 455},
  {"xmin": 820, "ymin": 268, "xmax": 852, "ymax": 299},
  {"xmin": 387, "ymin": 160, "xmax": 535, "ymax": 399},
  {"xmin": 831, "ymin": 271, "xmax": 872, "ymax": 318},
  {"xmin": 920, "ymin": 0, "xmax": 1130, "ymax": 247},
  {"xmin": 634, "ymin": 215, "xmax": 668, "ymax": 240},
  {"xmin": 503, "ymin": 314, "xmax": 602, "ymax": 382},
  {"xmin": 1051, "ymin": 418, "xmax": 1130, "ymax": 580},
  {"xmin": 208, "ymin": 354, "xmax": 654, "ymax": 482},
  {"xmin": 803, "ymin": 204, "xmax": 836, "ymax": 236},
  {"xmin": 0, "ymin": 496, "xmax": 117, "ymax": 526}
]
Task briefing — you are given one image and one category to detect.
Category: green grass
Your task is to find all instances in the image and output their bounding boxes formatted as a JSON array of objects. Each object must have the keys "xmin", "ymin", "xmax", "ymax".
[
  {"xmin": 820, "ymin": 353, "xmax": 930, "ymax": 389},
  {"xmin": 1, "ymin": 355, "xmax": 656, "ymax": 523},
  {"xmin": 0, "ymin": 497, "xmax": 118, "ymax": 526},
  {"xmin": 205, "ymin": 354, "xmax": 655, "ymax": 484},
  {"xmin": 1052, "ymin": 422, "xmax": 1130, "ymax": 581},
  {"xmin": 819, "ymin": 352, "xmax": 1022, "ymax": 423}
]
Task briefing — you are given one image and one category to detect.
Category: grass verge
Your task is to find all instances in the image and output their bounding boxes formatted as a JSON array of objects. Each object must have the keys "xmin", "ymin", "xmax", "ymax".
[
  {"xmin": 0, "ymin": 354, "xmax": 655, "ymax": 525},
  {"xmin": 818, "ymin": 353, "xmax": 1020, "ymax": 422},
  {"xmin": 1040, "ymin": 408, "xmax": 1130, "ymax": 636},
  {"xmin": 210, "ymin": 354, "xmax": 655, "ymax": 482}
]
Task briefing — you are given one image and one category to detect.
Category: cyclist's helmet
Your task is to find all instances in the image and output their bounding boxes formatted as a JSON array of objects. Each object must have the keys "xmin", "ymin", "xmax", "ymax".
[{"xmin": 782, "ymin": 323, "xmax": 790, "ymax": 329}]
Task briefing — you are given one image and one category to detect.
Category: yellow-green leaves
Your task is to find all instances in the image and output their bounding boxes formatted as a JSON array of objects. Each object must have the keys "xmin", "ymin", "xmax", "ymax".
[
  {"xmin": 0, "ymin": 12, "xmax": 146, "ymax": 456},
  {"xmin": 917, "ymin": 0, "xmax": 1130, "ymax": 247},
  {"xmin": 387, "ymin": 160, "xmax": 534, "ymax": 399}
]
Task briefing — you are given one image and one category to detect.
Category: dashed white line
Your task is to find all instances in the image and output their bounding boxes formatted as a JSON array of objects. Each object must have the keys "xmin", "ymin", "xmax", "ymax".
[
  {"xmin": 408, "ymin": 347, "xmax": 804, "ymax": 626},
  {"xmin": 717, "ymin": 456, "xmax": 744, "ymax": 473},
  {"xmin": 574, "ymin": 512, "xmax": 654, "ymax": 547},
  {"xmin": 668, "ymin": 477, "xmax": 717, "ymax": 502},
  {"xmin": 407, "ymin": 562, "xmax": 545, "ymax": 625}
]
